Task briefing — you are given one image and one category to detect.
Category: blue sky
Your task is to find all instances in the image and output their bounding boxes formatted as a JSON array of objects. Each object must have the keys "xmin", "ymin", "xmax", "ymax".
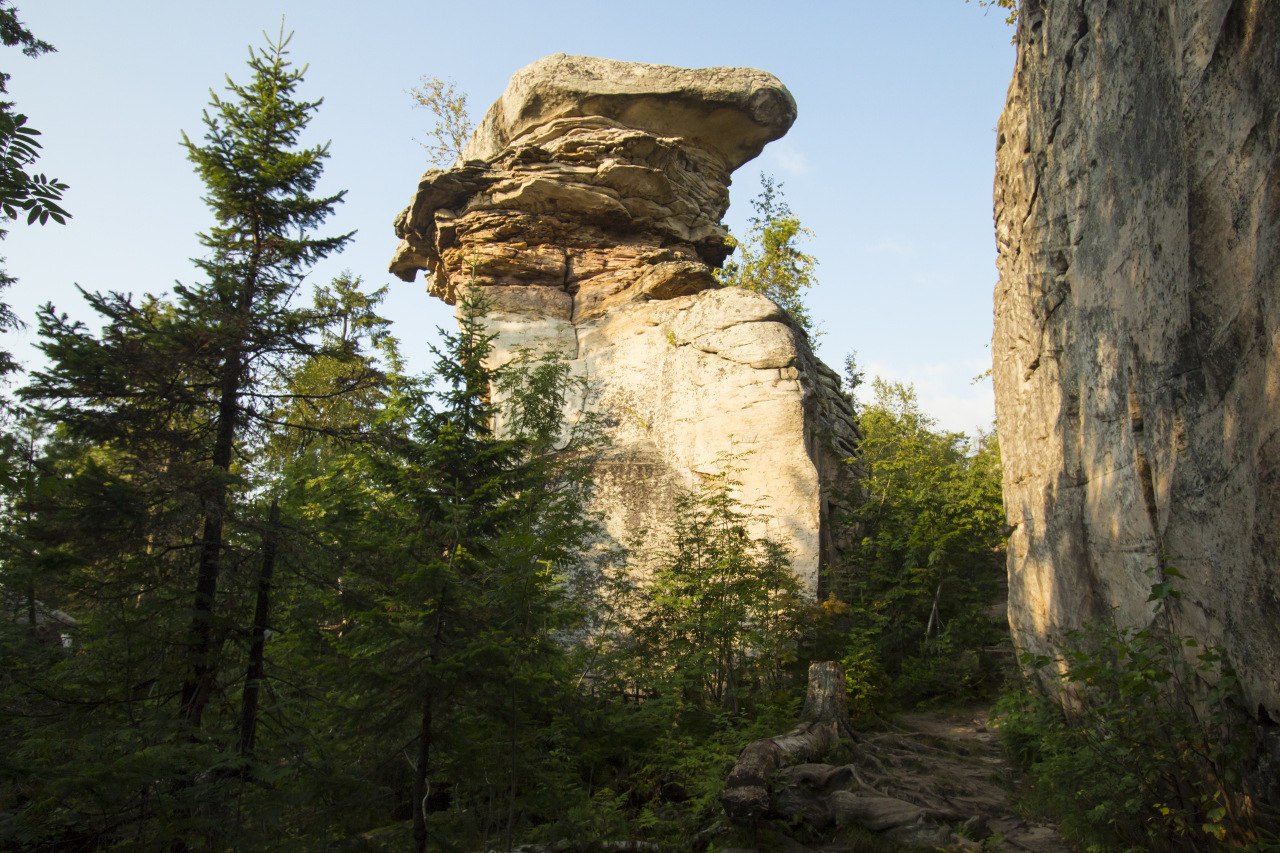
[{"xmin": 2, "ymin": 1, "xmax": 1015, "ymax": 434}]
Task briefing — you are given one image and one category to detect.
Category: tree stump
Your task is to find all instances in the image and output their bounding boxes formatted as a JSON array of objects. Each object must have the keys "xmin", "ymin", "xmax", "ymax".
[{"xmin": 721, "ymin": 661, "xmax": 854, "ymax": 824}]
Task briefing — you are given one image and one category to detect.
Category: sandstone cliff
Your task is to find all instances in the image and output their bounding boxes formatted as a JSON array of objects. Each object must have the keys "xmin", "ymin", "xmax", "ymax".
[
  {"xmin": 391, "ymin": 54, "xmax": 859, "ymax": 595},
  {"xmin": 993, "ymin": 0, "xmax": 1278, "ymax": 737}
]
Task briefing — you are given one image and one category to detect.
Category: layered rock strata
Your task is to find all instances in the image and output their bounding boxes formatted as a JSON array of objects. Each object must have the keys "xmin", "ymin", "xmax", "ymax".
[
  {"xmin": 993, "ymin": 0, "xmax": 1279, "ymax": 740},
  {"xmin": 391, "ymin": 54, "xmax": 859, "ymax": 594}
]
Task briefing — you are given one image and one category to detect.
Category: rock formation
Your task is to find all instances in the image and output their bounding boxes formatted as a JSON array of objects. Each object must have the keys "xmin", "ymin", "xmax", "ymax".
[
  {"xmin": 993, "ymin": 0, "xmax": 1279, "ymax": 748},
  {"xmin": 391, "ymin": 54, "xmax": 859, "ymax": 594}
]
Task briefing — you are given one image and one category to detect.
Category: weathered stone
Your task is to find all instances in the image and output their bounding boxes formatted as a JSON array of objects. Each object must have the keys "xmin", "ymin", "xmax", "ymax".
[
  {"xmin": 463, "ymin": 54, "xmax": 797, "ymax": 171},
  {"xmin": 392, "ymin": 55, "xmax": 858, "ymax": 593},
  {"xmin": 993, "ymin": 0, "xmax": 1279, "ymax": 743}
]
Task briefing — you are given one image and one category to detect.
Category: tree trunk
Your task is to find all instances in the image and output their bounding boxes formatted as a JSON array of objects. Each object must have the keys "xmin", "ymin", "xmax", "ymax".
[
  {"xmin": 23, "ymin": 437, "xmax": 36, "ymax": 629},
  {"xmin": 411, "ymin": 690, "xmax": 434, "ymax": 853},
  {"xmin": 925, "ymin": 582, "xmax": 943, "ymax": 639},
  {"xmin": 721, "ymin": 661, "xmax": 854, "ymax": 824},
  {"xmin": 238, "ymin": 498, "xmax": 279, "ymax": 758},
  {"xmin": 179, "ymin": 345, "xmax": 243, "ymax": 729}
]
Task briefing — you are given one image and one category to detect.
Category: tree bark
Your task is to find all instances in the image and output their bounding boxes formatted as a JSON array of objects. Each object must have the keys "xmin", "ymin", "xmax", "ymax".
[
  {"xmin": 179, "ymin": 343, "xmax": 244, "ymax": 729},
  {"xmin": 238, "ymin": 498, "xmax": 279, "ymax": 758},
  {"xmin": 411, "ymin": 690, "xmax": 434, "ymax": 853},
  {"xmin": 721, "ymin": 661, "xmax": 854, "ymax": 825}
]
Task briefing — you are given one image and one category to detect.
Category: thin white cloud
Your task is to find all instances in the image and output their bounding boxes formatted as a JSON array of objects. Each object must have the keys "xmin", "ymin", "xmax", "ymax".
[
  {"xmin": 766, "ymin": 141, "xmax": 811, "ymax": 175},
  {"xmin": 854, "ymin": 358, "xmax": 995, "ymax": 437}
]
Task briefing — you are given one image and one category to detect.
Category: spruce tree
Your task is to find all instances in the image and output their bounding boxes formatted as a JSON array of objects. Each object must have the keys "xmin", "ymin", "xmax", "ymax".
[
  {"xmin": 5, "ymin": 29, "xmax": 367, "ymax": 845},
  {"xmin": 607, "ymin": 470, "xmax": 804, "ymax": 713},
  {"xmin": 173, "ymin": 27, "xmax": 350, "ymax": 729},
  {"xmin": 286, "ymin": 290, "xmax": 599, "ymax": 849}
]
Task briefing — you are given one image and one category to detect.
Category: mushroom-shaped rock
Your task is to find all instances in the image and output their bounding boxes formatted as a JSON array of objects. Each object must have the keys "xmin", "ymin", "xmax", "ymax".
[
  {"xmin": 388, "ymin": 55, "xmax": 858, "ymax": 595},
  {"xmin": 463, "ymin": 53, "xmax": 796, "ymax": 170}
]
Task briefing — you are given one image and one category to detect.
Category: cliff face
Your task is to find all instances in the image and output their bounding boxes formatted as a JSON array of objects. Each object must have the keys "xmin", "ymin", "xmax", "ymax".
[
  {"xmin": 391, "ymin": 55, "xmax": 859, "ymax": 595},
  {"xmin": 993, "ymin": 0, "xmax": 1279, "ymax": 726}
]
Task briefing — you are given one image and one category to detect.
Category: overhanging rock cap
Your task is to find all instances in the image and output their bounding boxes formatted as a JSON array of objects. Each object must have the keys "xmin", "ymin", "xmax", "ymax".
[{"xmin": 462, "ymin": 53, "xmax": 797, "ymax": 170}]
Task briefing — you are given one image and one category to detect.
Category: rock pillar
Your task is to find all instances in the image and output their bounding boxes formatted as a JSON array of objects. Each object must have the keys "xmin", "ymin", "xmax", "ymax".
[{"xmin": 391, "ymin": 54, "xmax": 860, "ymax": 594}]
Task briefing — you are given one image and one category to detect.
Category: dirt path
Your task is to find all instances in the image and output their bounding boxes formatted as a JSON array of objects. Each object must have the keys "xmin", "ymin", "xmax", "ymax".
[
  {"xmin": 831, "ymin": 705, "xmax": 1069, "ymax": 851},
  {"xmin": 718, "ymin": 694, "xmax": 1072, "ymax": 852}
]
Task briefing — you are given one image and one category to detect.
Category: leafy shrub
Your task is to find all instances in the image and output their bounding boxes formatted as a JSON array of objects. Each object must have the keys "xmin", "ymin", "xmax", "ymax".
[{"xmin": 994, "ymin": 573, "xmax": 1269, "ymax": 851}]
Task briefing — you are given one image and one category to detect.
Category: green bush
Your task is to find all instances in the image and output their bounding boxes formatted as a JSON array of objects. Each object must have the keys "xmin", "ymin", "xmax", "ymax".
[{"xmin": 994, "ymin": 574, "xmax": 1268, "ymax": 851}]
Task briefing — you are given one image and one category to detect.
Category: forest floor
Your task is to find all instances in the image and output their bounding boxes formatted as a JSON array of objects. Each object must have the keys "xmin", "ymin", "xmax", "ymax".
[
  {"xmin": 854, "ymin": 705, "xmax": 1069, "ymax": 851},
  {"xmin": 733, "ymin": 703, "xmax": 1071, "ymax": 852}
]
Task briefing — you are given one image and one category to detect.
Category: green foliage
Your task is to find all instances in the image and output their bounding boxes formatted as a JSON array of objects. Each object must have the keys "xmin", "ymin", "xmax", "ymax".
[
  {"xmin": 995, "ymin": 577, "xmax": 1267, "ymax": 851},
  {"xmin": 495, "ymin": 345, "xmax": 598, "ymax": 457},
  {"xmin": 0, "ymin": 2, "xmax": 67, "ymax": 398},
  {"xmin": 0, "ymin": 23, "xmax": 1043, "ymax": 849},
  {"xmin": 22, "ymin": 26, "xmax": 356, "ymax": 740},
  {"xmin": 263, "ymin": 271, "xmax": 401, "ymax": 469},
  {"xmin": 839, "ymin": 377, "xmax": 1008, "ymax": 710},
  {"xmin": 842, "ymin": 351, "xmax": 865, "ymax": 406},
  {"xmin": 718, "ymin": 175, "xmax": 818, "ymax": 336},
  {"xmin": 268, "ymin": 288, "xmax": 604, "ymax": 850},
  {"xmin": 0, "ymin": 2, "xmax": 68, "ymax": 227},
  {"xmin": 409, "ymin": 76, "xmax": 474, "ymax": 167},
  {"xmin": 1, "ymin": 30, "xmax": 375, "ymax": 849},
  {"xmin": 181, "ymin": 28, "xmax": 351, "ymax": 286},
  {"xmin": 601, "ymin": 468, "xmax": 805, "ymax": 715},
  {"xmin": 0, "ymin": 274, "xmax": 18, "ymax": 385},
  {"xmin": 0, "ymin": 2, "xmax": 52, "ymax": 68},
  {"xmin": 967, "ymin": 0, "xmax": 1019, "ymax": 26},
  {"xmin": 0, "ymin": 112, "xmax": 68, "ymax": 225},
  {"xmin": 537, "ymin": 470, "xmax": 814, "ymax": 847}
]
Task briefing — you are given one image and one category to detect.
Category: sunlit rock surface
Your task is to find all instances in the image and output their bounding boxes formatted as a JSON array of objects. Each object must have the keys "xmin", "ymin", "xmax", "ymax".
[
  {"xmin": 391, "ymin": 54, "xmax": 859, "ymax": 594},
  {"xmin": 993, "ymin": 0, "xmax": 1279, "ymax": 741}
]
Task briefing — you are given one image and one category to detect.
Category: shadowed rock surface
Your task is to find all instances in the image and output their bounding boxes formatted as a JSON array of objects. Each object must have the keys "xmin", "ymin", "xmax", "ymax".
[
  {"xmin": 992, "ymin": 0, "xmax": 1279, "ymax": 772},
  {"xmin": 391, "ymin": 54, "xmax": 858, "ymax": 593}
]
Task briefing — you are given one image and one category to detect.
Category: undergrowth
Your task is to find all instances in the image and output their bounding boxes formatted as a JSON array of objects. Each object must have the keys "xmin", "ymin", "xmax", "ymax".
[{"xmin": 993, "ymin": 570, "xmax": 1276, "ymax": 851}]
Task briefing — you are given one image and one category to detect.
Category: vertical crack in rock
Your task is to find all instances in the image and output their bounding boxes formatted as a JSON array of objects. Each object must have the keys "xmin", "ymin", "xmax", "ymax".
[{"xmin": 390, "ymin": 54, "xmax": 861, "ymax": 594}]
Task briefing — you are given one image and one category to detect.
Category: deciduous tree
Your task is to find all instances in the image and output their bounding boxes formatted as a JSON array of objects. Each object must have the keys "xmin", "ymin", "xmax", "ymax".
[
  {"xmin": 841, "ymin": 378, "xmax": 1007, "ymax": 707},
  {"xmin": 718, "ymin": 175, "xmax": 818, "ymax": 336},
  {"xmin": 409, "ymin": 76, "xmax": 473, "ymax": 166},
  {"xmin": 0, "ymin": 1, "xmax": 67, "ymax": 406},
  {"xmin": 0, "ymin": 1, "xmax": 67, "ymax": 228}
]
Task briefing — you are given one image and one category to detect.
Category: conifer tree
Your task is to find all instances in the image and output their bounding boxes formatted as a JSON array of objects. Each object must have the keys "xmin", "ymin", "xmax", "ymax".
[
  {"xmin": 603, "ymin": 469, "xmax": 804, "ymax": 713},
  {"xmin": 172, "ymin": 27, "xmax": 351, "ymax": 729},
  {"xmin": 289, "ymin": 290, "xmax": 599, "ymax": 850},
  {"xmin": 3, "ymin": 29, "xmax": 359, "ymax": 846},
  {"xmin": 22, "ymin": 23, "xmax": 351, "ymax": 734}
]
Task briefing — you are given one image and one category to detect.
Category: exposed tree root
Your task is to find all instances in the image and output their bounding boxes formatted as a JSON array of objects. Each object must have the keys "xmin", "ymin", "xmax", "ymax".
[{"xmin": 721, "ymin": 670, "xmax": 1070, "ymax": 851}]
